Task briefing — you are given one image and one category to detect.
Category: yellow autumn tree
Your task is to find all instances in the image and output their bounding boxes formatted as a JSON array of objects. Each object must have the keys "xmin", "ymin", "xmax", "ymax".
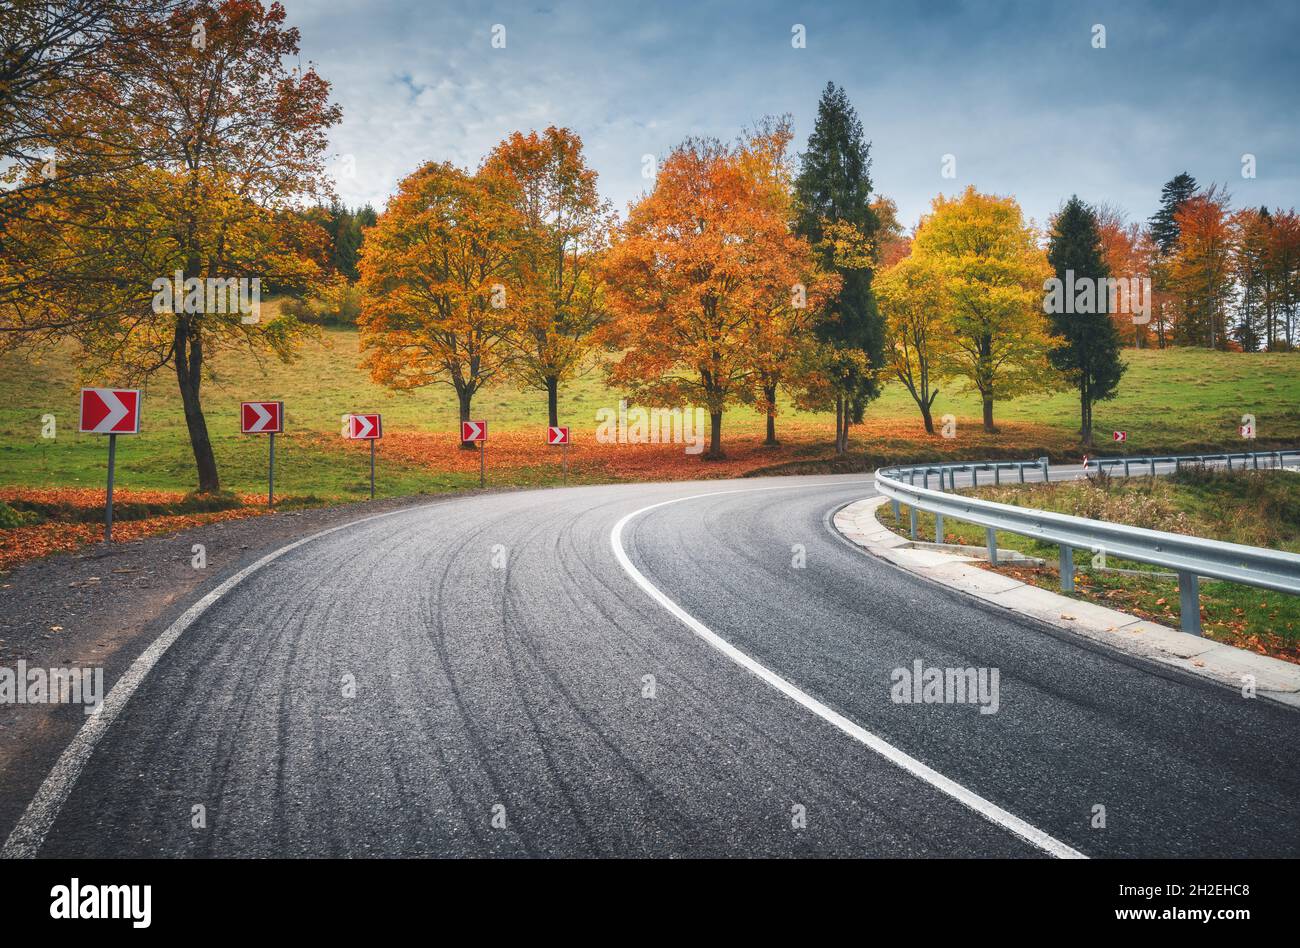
[
  {"xmin": 875, "ymin": 252, "xmax": 951, "ymax": 435},
  {"xmin": 480, "ymin": 127, "xmax": 613, "ymax": 427},
  {"xmin": 911, "ymin": 186, "xmax": 1057, "ymax": 432}
]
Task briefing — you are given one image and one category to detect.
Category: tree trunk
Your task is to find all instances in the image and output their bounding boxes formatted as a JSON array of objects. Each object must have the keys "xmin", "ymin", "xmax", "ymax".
[
  {"xmin": 545, "ymin": 376, "xmax": 559, "ymax": 428},
  {"xmin": 981, "ymin": 395, "xmax": 996, "ymax": 433},
  {"xmin": 920, "ymin": 401, "xmax": 935, "ymax": 435},
  {"xmin": 763, "ymin": 383, "xmax": 779, "ymax": 446},
  {"xmin": 174, "ymin": 322, "xmax": 220, "ymax": 493},
  {"xmin": 457, "ymin": 385, "xmax": 477, "ymax": 450},
  {"xmin": 834, "ymin": 397, "xmax": 845, "ymax": 457},
  {"xmin": 706, "ymin": 411, "xmax": 724, "ymax": 460}
]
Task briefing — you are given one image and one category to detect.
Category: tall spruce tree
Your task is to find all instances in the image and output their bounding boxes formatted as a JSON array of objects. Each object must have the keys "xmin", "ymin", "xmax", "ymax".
[
  {"xmin": 1148, "ymin": 172, "xmax": 1198, "ymax": 255},
  {"xmin": 1046, "ymin": 196, "xmax": 1126, "ymax": 446},
  {"xmin": 793, "ymin": 82, "xmax": 884, "ymax": 455},
  {"xmin": 1146, "ymin": 172, "xmax": 1198, "ymax": 347}
]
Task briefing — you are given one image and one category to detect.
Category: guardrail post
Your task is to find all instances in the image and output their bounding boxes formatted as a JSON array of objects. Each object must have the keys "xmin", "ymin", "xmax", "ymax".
[
  {"xmin": 1178, "ymin": 571, "xmax": 1201, "ymax": 636},
  {"xmin": 1226, "ymin": 455, "xmax": 1232, "ymax": 472},
  {"xmin": 1252, "ymin": 452, "xmax": 1259, "ymax": 470},
  {"xmin": 935, "ymin": 512, "xmax": 944, "ymax": 544},
  {"xmin": 1060, "ymin": 545, "xmax": 1074, "ymax": 593},
  {"xmin": 1149, "ymin": 457, "xmax": 1157, "ymax": 476},
  {"xmin": 923, "ymin": 470, "xmax": 930, "ymax": 489},
  {"xmin": 1041, "ymin": 457, "xmax": 1050, "ymax": 482},
  {"xmin": 1123, "ymin": 459, "xmax": 1131, "ymax": 477},
  {"xmin": 891, "ymin": 499, "xmax": 900, "ymax": 522},
  {"xmin": 971, "ymin": 466, "xmax": 978, "ymax": 487},
  {"xmin": 909, "ymin": 506, "xmax": 917, "ymax": 540},
  {"xmin": 1174, "ymin": 457, "xmax": 1181, "ymax": 472},
  {"xmin": 986, "ymin": 528, "xmax": 998, "ymax": 565},
  {"xmin": 993, "ymin": 464, "xmax": 1001, "ymax": 485}
]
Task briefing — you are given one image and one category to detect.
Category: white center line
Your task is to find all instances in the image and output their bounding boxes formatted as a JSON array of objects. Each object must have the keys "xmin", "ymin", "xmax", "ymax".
[{"xmin": 609, "ymin": 482, "xmax": 1087, "ymax": 860}]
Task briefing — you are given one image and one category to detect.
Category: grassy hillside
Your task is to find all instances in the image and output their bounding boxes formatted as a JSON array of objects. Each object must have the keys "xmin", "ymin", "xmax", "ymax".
[{"xmin": 2, "ymin": 323, "xmax": 1299, "ymax": 499}]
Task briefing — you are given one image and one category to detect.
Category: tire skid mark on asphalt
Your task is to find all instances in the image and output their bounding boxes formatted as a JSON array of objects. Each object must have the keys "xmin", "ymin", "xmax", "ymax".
[
  {"xmin": 420, "ymin": 510, "xmax": 540, "ymax": 856},
  {"xmin": 1, "ymin": 501, "xmax": 454, "ymax": 859},
  {"xmin": 198, "ymin": 549, "xmax": 358, "ymax": 855},
  {"xmin": 495, "ymin": 513, "xmax": 614, "ymax": 853},
  {"xmin": 496, "ymin": 505, "xmax": 704, "ymax": 852},
  {"xmin": 332, "ymin": 521, "xmax": 458, "ymax": 855}
]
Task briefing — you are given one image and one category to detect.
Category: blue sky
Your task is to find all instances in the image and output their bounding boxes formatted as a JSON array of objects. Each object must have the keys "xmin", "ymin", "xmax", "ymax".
[{"xmin": 285, "ymin": 0, "xmax": 1299, "ymax": 231}]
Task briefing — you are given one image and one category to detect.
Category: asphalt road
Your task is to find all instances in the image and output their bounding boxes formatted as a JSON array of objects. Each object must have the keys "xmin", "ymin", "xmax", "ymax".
[{"xmin": 16, "ymin": 474, "xmax": 1300, "ymax": 857}]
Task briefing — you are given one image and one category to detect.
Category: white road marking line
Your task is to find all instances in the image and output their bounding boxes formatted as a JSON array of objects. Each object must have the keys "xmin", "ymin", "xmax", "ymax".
[
  {"xmin": 610, "ymin": 483, "xmax": 1088, "ymax": 860},
  {"xmin": 1, "ymin": 502, "xmax": 448, "ymax": 859}
]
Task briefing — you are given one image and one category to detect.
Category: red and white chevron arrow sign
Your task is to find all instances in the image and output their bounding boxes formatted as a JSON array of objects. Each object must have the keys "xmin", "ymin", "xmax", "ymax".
[
  {"xmin": 348, "ymin": 413, "xmax": 382, "ymax": 440},
  {"xmin": 462, "ymin": 420, "xmax": 486, "ymax": 443},
  {"xmin": 547, "ymin": 426, "xmax": 569, "ymax": 445},
  {"xmin": 241, "ymin": 401, "xmax": 283, "ymax": 434},
  {"xmin": 79, "ymin": 388, "xmax": 141, "ymax": 434}
]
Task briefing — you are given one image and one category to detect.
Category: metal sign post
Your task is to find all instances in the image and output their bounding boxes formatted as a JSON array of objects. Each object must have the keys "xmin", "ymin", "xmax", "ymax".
[
  {"xmin": 462, "ymin": 421, "xmax": 487, "ymax": 488},
  {"xmin": 105, "ymin": 433, "xmax": 117, "ymax": 542},
  {"xmin": 346, "ymin": 413, "xmax": 383, "ymax": 500},
  {"xmin": 547, "ymin": 426, "xmax": 570, "ymax": 484},
  {"xmin": 241, "ymin": 402, "xmax": 283, "ymax": 507},
  {"xmin": 80, "ymin": 387, "xmax": 141, "ymax": 542}
]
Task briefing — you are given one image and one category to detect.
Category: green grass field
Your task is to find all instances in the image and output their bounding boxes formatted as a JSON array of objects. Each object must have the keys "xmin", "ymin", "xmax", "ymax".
[{"xmin": 2, "ymin": 321, "xmax": 1299, "ymax": 499}]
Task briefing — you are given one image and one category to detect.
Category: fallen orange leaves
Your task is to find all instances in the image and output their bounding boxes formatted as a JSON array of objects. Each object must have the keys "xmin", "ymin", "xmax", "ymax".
[
  {"xmin": 327, "ymin": 417, "xmax": 1069, "ymax": 483},
  {"xmin": 0, "ymin": 489, "xmax": 268, "ymax": 572}
]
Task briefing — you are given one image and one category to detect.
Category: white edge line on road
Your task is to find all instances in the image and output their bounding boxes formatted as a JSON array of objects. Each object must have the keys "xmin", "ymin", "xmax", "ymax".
[
  {"xmin": 609, "ymin": 482, "xmax": 1088, "ymax": 860},
  {"xmin": 1, "ymin": 501, "xmax": 447, "ymax": 859}
]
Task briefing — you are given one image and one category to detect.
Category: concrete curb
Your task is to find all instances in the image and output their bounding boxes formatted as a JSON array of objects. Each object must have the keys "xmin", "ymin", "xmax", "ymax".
[{"xmin": 834, "ymin": 496, "xmax": 1300, "ymax": 710}]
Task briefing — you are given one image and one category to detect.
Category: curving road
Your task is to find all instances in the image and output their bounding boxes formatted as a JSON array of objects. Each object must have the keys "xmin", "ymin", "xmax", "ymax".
[{"xmin": 13, "ymin": 474, "xmax": 1300, "ymax": 858}]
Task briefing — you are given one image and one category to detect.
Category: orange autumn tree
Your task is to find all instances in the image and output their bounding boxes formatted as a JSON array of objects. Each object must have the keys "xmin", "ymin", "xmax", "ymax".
[
  {"xmin": 603, "ymin": 132, "xmax": 819, "ymax": 459},
  {"xmin": 480, "ymin": 127, "xmax": 614, "ymax": 427},
  {"xmin": 1169, "ymin": 186, "xmax": 1235, "ymax": 349},
  {"xmin": 1094, "ymin": 203, "xmax": 1151, "ymax": 347},
  {"xmin": 1, "ymin": 0, "xmax": 339, "ymax": 492},
  {"xmin": 734, "ymin": 118, "xmax": 838, "ymax": 446},
  {"xmin": 358, "ymin": 161, "xmax": 525, "ymax": 439}
]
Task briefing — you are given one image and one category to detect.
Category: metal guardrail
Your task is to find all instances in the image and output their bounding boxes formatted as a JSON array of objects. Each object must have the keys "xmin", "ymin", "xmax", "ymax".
[
  {"xmin": 1085, "ymin": 449, "xmax": 1300, "ymax": 477},
  {"xmin": 875, "ymin": 450, "xmax": 1300, "ymax": 635}
]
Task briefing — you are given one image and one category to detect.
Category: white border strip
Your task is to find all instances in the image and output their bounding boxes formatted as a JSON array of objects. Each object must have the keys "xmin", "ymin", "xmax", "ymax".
[
  {"xmin": 2, "ymin": 502, "xmax": 444, "ymax": 859},
  {"xmin": 610, "ymin": 484, "xmax": 1087, "ymax": 860}
]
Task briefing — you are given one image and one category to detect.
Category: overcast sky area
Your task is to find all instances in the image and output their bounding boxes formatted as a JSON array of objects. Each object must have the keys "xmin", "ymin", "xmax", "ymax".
[{"xmin": 284, "ymin": 0, "xmax": 1299, "ymax": 231}]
